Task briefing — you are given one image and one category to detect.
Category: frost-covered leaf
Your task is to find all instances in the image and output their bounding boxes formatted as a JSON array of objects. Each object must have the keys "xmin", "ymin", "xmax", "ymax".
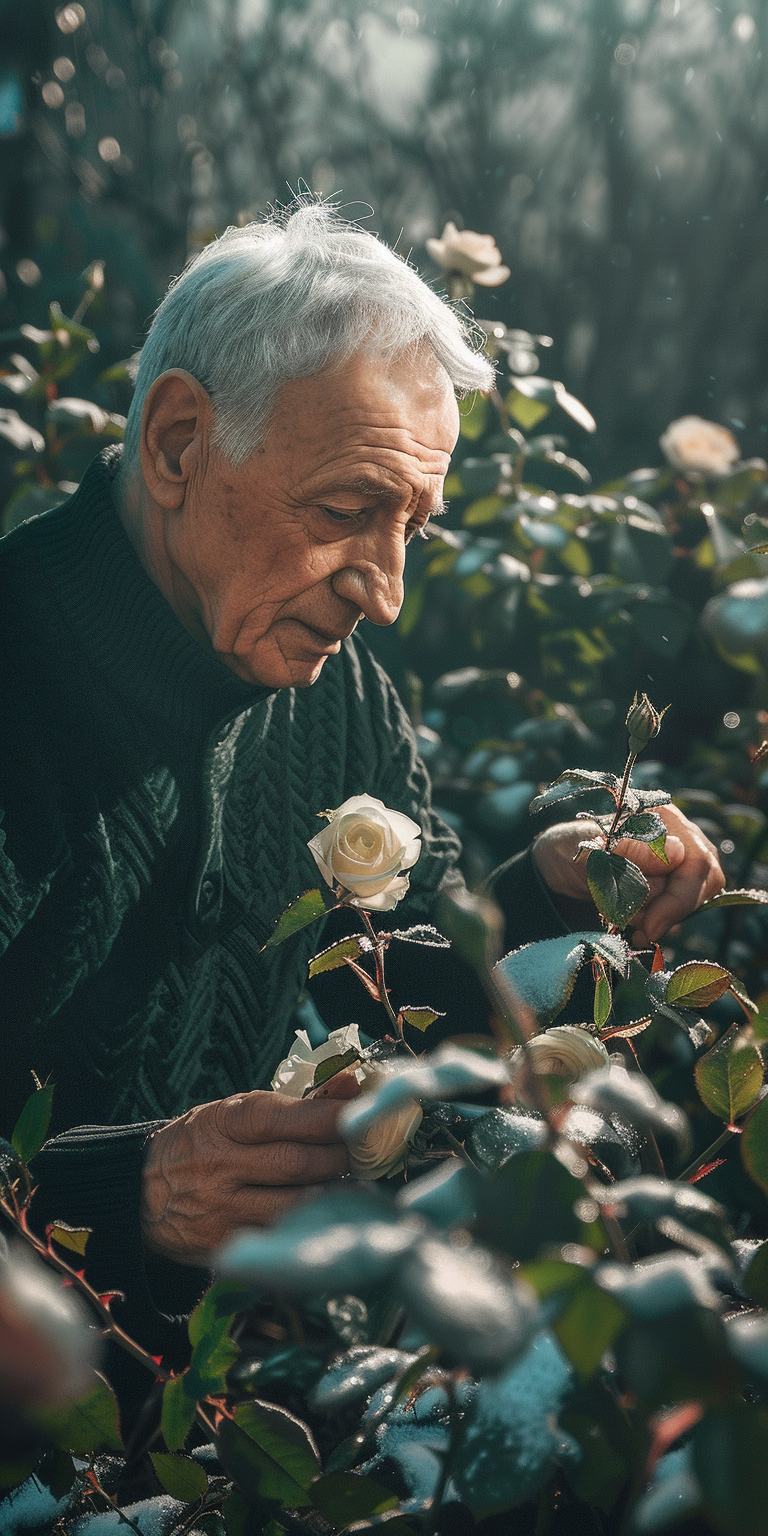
[
  {"xmin": 617, "ymin": 811, "xmax": 668, "ymax": 863},
  {"xmin": 399, "ymin": 1005, "xmax": 444, "ymax": 1032},
  {"xmin": 48, "ymin": 1223, "xmax": 90, "ymax": 1257},
  {"xmin": 597, "ymin": 1253, "xmax": 723, "ymax": 1317},
  {"xmin": 453, "ymin": 1332, "xmax": 576, "ymax": 1514},
  {"xmin": 667, "ymin": 961, "xmax": 733, "ymax": 1009},
  {"xmin": 0, "ymin": 408, "xmax": 44, "ymax": 452},
  {"xmin": 218, "ymin": 1188, "xmax": 417, "ymax": 1296},
  {"xmin": 388, "ymin": 925, "xmax": 451, "ymax": 948},
  {"xmin": 397, "ymin": 1235, "xmax": 542, "ymax": 1372},
  {"xmin": 572, "ymin": 1066, "xmax": 689, "ymax": 1148},
  {"xmin": 495, "ymin": 931, "xmax": 630, "ymax": 1027},
  {"xmin": 338, "ymin": 1045, "xmax": 509, "ymax": 1141},
  {"xmin": 586, "ymin": 849, "xmax": 650, "ymax": 929},
  {"xmin": 308, "ymin": 935, "xmax": 367, "ymax": 976},
  {"xmin": 695, "ymin": 1027, "xmax": 764, "ymax": 1122},
  {"xmin": 309, "ymin": 1347, "xmax": 414, "ymax": 1412},
  {"xmin": 529, "ymin": 770, "xmax": 620, "ymax": 815},
  {"xmin": 600, "ymin": 1176, "xmax": 731, "ymax": 1251},
  {"xmin": 697, "ymin": 887, "xmax": 768, "ymax": 912},
  {"xmin": 395, "ymin": 1157, "xmax": 478, "ymax": 1229},
  {"xmin": 266, "ymin": 889, "xmax": 329, "ymax": 948}
]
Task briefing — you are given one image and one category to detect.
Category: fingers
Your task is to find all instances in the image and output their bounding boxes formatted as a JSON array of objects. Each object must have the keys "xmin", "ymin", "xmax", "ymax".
[
  {"xmin": 613, "ymin": 834, "xmax": 685, "ymax": 873},
  {"xmin": 227, "ymin": 1138, "xmax": 350, "ymax": 1186},
  {"xmin": 214, "ymin": 1088, "xmax": 354, "ymax": 1146}
]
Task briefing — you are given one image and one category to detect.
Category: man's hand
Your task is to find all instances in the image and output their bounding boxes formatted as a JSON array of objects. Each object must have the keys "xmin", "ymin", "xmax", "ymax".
[
  {"xmin": 532, "ymin": 803, "xmax": 725, "ymax": 947},
  {"xmin": 141, "ymin": 1072, "xmax": 359, "ymax": 1265}
]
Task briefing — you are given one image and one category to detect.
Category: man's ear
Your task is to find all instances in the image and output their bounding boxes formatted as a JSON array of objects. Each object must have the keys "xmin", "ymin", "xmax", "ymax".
[{"xmin": 139, "ymin": 370, "xmax": 213, "ymax": 509}]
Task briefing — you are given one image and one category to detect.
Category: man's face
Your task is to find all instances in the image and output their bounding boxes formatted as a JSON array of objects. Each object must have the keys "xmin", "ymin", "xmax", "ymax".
[{"xmin": 161, "ymin": 347, "xmax": 460, "ymax": 688}]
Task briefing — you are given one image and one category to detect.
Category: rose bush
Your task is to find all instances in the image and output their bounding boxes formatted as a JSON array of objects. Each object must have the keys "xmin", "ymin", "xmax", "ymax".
[
  {"xmin": 659, "ymin": 414, "xmax": 741, "ymax": 476},
  {"xmin": 308, "ymin": 794, "xmax": 421, "ymax": 910}
]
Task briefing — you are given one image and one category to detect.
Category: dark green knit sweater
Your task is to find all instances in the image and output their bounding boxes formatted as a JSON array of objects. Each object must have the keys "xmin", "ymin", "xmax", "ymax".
[{"xmin": 0, "ymin": 448, "xmax": 576, "ymax": 1380}]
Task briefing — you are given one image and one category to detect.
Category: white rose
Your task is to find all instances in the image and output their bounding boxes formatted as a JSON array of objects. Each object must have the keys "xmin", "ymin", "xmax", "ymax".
[
  {"xmin": 659, "ymin": 416, "xmax": 740, "ymax": 477},
  {"xmin": 507, "ymin": 1026, "xmax": 610, "ymax": 1111},
  {"xmin": 271, "ymin": 1032, "xmax": 422, "ymax": 1179},
  {"xmin": 308, "ymin": 794, "xmax": 421, "ymax": 911},
  {"xmin": 345, "ymin": 1065, "xmax": 423, "ymax": 1181},
  {"xmin": 425, "ymin": 223, "xmax": 511, "ymax": 288},
  {"xmin": 270, "ymin": 1024, "xmax": 364, "ymax": 1098}
]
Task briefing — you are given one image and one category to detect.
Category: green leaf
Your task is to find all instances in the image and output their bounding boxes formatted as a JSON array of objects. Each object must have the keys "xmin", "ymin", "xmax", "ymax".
[
  {"xmin": 265, "ymin": 889, "xmax": 328, "ymax": 948},
  {"xmin": 508, "ymin": 389, "xmax": 551, "ymax": 431},
  {"xmin": 458, "ymin": 391, "xmax": 488, "ymax": 439},
  {"xmin": 610, "ymin": 959, "xmax": 654, "ymax": 1031},
  {"xmin": 187, "ymin": 1312, "xmax": 239, "ymax": 1397},
  {"xmin": 399, "ymin": 1005, "xmax": 444, "ymax": 1032},
  {"xmin": 162, "ymin": 1374, "xmax": 197, "ymax": 1452},
  {"xmin": 34, "ymin": 1372, "xmax": 122, "ymax": 1454},
  {"xmin": 554, "ymin": 1283, "xmax": 627, "ymax": 1381},
  {"xmin": 594, "ymin": 971, "xmax": 612, "ymax": 1029},
  {"xmin": 12, "ymin": 1082, "xmax": 54, "ymax": 1162},
  {"xmin": 310, "ymin": 1472, "xmax": 398, "ymax": 1526},
  {"xmin": 667, "ymin": 961, "xmax": 733, "ymax": 1008},
  {"xmin": 308, "ymin": 936, "xmax": 366, "ymax": 976},
  {"xmin": 217, "ymin": 1401, "xmax": 320, "ymax": 1508},
  {"xmin": 463, "ymin": 494, "xmax": 505, "ymax": 526},
  {"xmin": 48, "ymin": 1222, "xmax": 90, "ymax": 1256},
  {"xmin": 693, "ymin": 1402, "xmax": 768, "ymax": 1536},
  {"xmin": 397, "ymin": 578, "xmax": 424, "ymax": 637},
  {"xmin": 586, "ymin": 849, "xmax": 650, "ymax": 929},
  {"xmin": 697, "ymin": 887, "xmax": 768, "ymax": 912},
  {"xmin": 150, "ymin": 1452, "xmax": 209, "ymax": 1503},
  {"xmin": 695, "ymin": 1027, "xmax": 764, "ymax": 1122},
  {"xmin": 529, "ymin": 769, "xmax": 620, "ymax": 815},
  {"xmin": 313, "ymin": 1048, "xmax": 360, "ymax": 1087},
  {"xmin": 744, "ymin": 1241, "xmax": 768, "ymax": 1307},
  {"xmin": 0, "ymin": 1457, "xmax": 39, "ymax": 1492},
  {"xmin": 617, "ymin": 811, "xmax": 668, "ymax": 863},
  {"xmin": 475, "ymin": 1148, "xmax": 585, "ymax": 1260},
  {"xmin": 742, "ymin": 1095, "xmax": 768, "ymax": 1196}
]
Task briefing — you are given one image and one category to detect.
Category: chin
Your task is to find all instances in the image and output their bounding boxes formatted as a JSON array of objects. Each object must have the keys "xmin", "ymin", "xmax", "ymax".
[{"xmin": 235, "ymin": 653, "xmax": 329, "ymax": 689}]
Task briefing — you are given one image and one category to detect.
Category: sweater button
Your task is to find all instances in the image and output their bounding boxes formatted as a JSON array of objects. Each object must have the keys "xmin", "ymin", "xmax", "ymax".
[{"xmin": 201, "ymin": 878, "xmax": 215, "ymax": 901}]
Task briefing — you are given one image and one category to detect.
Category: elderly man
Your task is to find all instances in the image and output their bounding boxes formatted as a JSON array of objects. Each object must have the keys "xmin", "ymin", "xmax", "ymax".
[{"xmin": 0, "ymin": 205, "xmax": 722, "ymax": 1379}]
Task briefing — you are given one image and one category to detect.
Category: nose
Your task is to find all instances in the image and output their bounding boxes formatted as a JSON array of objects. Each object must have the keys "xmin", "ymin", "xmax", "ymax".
[{"xmin": 331, "ymin": 550, "xmax": 405, "ymax": 628}]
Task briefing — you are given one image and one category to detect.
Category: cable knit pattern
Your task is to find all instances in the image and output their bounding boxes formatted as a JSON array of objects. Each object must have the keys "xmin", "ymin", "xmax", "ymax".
[{"xmin": 0, "ymin": 450, "xmax": 462, "ymax": 1140}]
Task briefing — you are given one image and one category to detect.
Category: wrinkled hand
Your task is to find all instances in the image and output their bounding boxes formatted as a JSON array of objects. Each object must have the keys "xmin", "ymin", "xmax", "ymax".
[
  {"xmin": 532, "ymin": 803, "xmax": 725, "ymax": 947},
  {"xmin": 141, "ymin": 1072, "xmax": 359, "ymax": 1265}
]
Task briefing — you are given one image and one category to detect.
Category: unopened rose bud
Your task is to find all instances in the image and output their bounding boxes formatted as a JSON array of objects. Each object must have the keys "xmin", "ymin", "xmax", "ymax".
[{"xmin": 625, "ymin": 693, "xmax": 669, "ymax": 756}]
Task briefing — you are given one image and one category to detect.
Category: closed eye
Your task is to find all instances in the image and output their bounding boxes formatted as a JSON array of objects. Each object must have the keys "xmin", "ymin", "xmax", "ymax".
[{"xmin": 321, "ymin": 507, "xmax": 364, "ymax": 525}]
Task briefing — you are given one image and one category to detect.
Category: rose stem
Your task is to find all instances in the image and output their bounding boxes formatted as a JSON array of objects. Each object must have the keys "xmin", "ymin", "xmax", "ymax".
[
  {"xmin": 357, "ymin": 908, "xmax": 417, "ymax": 1056},
  {"xmin": 606, "ymin": 751, "xmax": 637, "ymax": 846}
]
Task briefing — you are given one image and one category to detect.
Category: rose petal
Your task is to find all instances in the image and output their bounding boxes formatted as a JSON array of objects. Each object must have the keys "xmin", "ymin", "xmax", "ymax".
[{"xmin": 474, "ymin": 265, "xmax": 512, "ymax": 287}]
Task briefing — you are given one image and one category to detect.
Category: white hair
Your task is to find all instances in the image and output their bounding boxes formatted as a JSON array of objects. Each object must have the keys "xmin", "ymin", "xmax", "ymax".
[{"xmin": 121, "ymin": 201, "xmax": 495, "ymax": 471}]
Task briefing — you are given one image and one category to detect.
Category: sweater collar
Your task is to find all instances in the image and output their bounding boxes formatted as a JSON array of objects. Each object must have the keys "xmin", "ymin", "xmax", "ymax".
[{"xmin": 40, "ymin": 447, "xmax": 274, "ymax": 740}]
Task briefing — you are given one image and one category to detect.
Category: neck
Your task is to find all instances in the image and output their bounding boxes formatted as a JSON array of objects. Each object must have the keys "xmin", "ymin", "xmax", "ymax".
[{"xmin": 115, "ymin": 467, "xmax": 212, "ymax": 652}]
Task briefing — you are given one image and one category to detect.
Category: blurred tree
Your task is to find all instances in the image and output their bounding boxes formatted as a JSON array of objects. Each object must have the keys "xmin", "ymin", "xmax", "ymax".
[{"xmin": 1, "ymin": 0, "xmax": 767, "ymax": 476}]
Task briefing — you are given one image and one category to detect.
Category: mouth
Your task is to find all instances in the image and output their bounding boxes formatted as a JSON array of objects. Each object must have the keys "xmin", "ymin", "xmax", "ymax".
[{"xmin": 291, "ymin": 619, "xmax": 359, "ymax": 652}]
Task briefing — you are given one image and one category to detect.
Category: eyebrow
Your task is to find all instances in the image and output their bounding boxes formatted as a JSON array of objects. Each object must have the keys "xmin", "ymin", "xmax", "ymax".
[{"xmin": 316, "ymin": 477, "xmax": 448, "ymax": 518}]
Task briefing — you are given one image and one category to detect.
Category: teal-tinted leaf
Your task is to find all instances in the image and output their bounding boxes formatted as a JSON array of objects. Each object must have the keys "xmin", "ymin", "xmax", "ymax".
[
  {"xmin": 229, "ymin": 1346, "xmax": 325, "ymax": 1399},
  {"xmin": 554, "ymin": 1283, "xmax": 626, "ymax": 1380},
  {"xmin": 725, "ymin": 1314, "xmax": 768, "ymax": 1382},
  {"xmin": 309, "ymin": 1348, "xmax": 413, "ymax": 1412},
  {"xmin": 602, "ymin": 1176, "xmax": 731, "ymax": 1250},
  {"xmin": 518, "ymin": 514, "xmax": 569, "ymax": 551},
  {"xmin": 572, "ymin": 1066, "xmax": 689, "ymax": 1147},
  {"xmin": 265, "ymin": 889, "xmax": 329, "ymax": 948},
  {"xmin": 693, "ymin": 1402, "xmax": 768, "ymax": 1536},
  {"xmin": 397, "ymin": 1236, "xmax": 541, "ymax": 1373},
  {"xmin": 587, "ymin": 849, "xmax": 650, "ymax": 928},
  {"xmin": 476, "ymin": 1148, "xmax": 584, "ymax": 1260},
  {"xmin": 695, "ymin": 1027, "xmax": 764, "ymax": 1122},
  {"xmin": 150, "ymin": 1452, "xmax": 209, "ymax": 1503},
  {"xmin": 632, "ymin": 1445, "xmax": 702, "ymax": 1532},
  {"xmin": 395, "ymin": 1157, "xmax": 478, "ymax": 1229},
  {"xmin": 162, "ymin": 1374, "xmax": 197, "ymax": 1452},
  {"xmin": 218, "ymin": 1188, "xmax": 414, "ymax": 1296},
  {"xmin": 742, "ymin": 1095, "xmax": 768, "ymax": 1196},
  {"xmin": 399, "ymin": 1005, "xmax": 444, "ymax": 1032},
  {"xmin": 468, "ymin": 1108, "xmax": 547, "ymax": 1172},
  {"xmin": 668, "ymin": 960, "xmax": 733, "ymax": 1008},
  {"xmin": 12, "ymin": 1083, "xmax": 54, "ymax": 1162},
  {"xmin": 34, "ymin": 1372, "xmax": 122, "ymax": 1454},
  {"xmin": 453, "ymin": 1332, "xmax": 575, "ymax": 1515},
  {"xmin": 597, "ymin": 1253, "xmax": 722, "ymax": 1318},
  {"xmin": 310, "ymin": 1472, "xmax": 398, "ymax": 1526},
  {"xmin": 309, "ymin": 935, "xmax": 367, "ymax": 976},
  {"xmin": 338, "ymin": 1045, "xmax": 509, "ymax": 1142},
  {"xmin": 529, "ymin": 770, "xmax": 619, "ymax": 815},
  {"xmin": 495, "ymin": 930, "xmax": 630, "ymax": 1027},
  {"xmin": 697, "ymin": 887, "xmax": 768, "ymax": 912}
]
